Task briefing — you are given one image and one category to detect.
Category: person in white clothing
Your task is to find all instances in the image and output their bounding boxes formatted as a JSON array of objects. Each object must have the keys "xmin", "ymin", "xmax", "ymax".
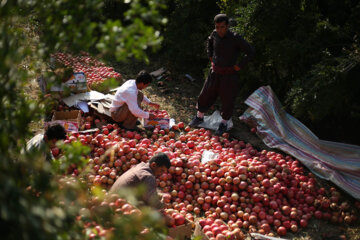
[{"xmin": 110, "ymin": 70, "xmax": 160, "ymax": 129}]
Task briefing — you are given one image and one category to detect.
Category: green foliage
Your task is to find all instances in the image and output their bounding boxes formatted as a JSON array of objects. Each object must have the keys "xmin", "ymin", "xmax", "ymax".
[
  {"xmin": 88, "ymin": 78, "xmax": 120, "ymax": 94},
  {"xmin": 52, "ymin": 141, "xmax": 90, "ymax": 175},
  {"xmin": 31, "ymin": 0, "xmax": 166, "ymax": 63},
  {"xmin": 160, "ymin": 0, "xmax": 220, "ymax": 73},
  {"xmin": 0, "ymin": 0, "xmax": 168, "ymax": 239},
  {"xmin": 219, "ymin": 0, "xmax": 360, "ymax": 142}
]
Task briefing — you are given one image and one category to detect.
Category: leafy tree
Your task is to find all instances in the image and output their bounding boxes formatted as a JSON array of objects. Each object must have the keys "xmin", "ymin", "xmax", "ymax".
[
  {"xmin": 0, "ymin": 0, "xmax": 168, "ymax": 239},
  {"xmin": 160, "ymin": 0, "xmax": 220, "ymax": 74}
]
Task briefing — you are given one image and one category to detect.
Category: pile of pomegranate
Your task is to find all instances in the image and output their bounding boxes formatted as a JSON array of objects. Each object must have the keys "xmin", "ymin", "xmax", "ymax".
[
  {"xmin": 83, "ymin": 193, "xmax": 143, "ymax": 239},
  {"xmin": 146, "ymin": 109, "xmax": 170, "ymax": 119},
  {"xmin": 53, "ymin": 109, "xmax": 359, "ymax": 239},
  {"xmin": 52, "ymin": 52, "xmax": 122, "ymax": 87}
]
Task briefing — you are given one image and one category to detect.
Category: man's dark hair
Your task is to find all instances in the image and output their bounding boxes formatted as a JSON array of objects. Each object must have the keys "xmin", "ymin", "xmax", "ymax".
[
  {"xmin": 45, "ymin": 124, "xmax": 67, "ymax": 141},
  {"xmin": 149, "ymin": 153, "xmax": 171, "ymax": 169},
  {"xmin": 214, "ymin": 14, "xmax": 229, "ymax": 24},
  {"xmin": 136, "ymin": 70, "xmax": 153, "ymax": 85}
]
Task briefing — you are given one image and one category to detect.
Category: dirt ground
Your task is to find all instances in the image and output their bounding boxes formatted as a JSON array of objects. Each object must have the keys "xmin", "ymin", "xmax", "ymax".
[{"xmin": 27, "ymin": 59, "xmax": 360, "ymax": 240}]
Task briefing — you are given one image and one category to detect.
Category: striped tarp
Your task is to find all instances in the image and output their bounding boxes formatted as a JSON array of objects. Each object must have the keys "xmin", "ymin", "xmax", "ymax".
[{"xmin": 240, "ymin": 86, "xmax": 360, "ymax": 199}]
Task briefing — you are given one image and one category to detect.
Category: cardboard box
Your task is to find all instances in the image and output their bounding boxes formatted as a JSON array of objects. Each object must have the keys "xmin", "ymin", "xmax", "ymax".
[
  {"xmin": 168, "ymin": 218, "xmax": 192, "ymax": 240},
  {"xmin": 50, "ymin": 72, "xmax": 87, "ymax": 93},
  {"xmin": 65, "ymin": 72, "xmax": 87, "ymax": 92},
  {"xmin": 142, "ymin": 118, "xmax": 170, "ymax": 129},
  {"xmin": 88, "ymin": 99, "xmax": 112, "ymax": 118},
  {"xmin": 194, "ymin": 219, "xmax": 242, "ymax": 240},
  {"xmin": 46, "ymin": 110, "xmax": 82, "ymax": 132}
]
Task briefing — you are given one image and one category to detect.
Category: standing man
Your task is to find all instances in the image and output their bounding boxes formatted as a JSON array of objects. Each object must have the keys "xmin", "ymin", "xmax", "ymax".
[
  {"xmin": 189, "ymin": 14, "xmax": 255, "ymax": 136},
  {"xmin": 110, "ymin": 70, "xmax": 160, "ymax": 130}
]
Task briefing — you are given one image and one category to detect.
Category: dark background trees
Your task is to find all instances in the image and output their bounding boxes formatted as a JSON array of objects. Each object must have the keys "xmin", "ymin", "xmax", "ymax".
[{"xmin": 158, "ymin": 0, "xmax": 360, "ymax": 145}]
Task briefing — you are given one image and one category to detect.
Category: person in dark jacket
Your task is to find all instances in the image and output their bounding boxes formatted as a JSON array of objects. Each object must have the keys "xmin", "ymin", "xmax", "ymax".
[
  {"xmin": 109, "ymin": 153, "xmax": 174, "ymax": 227},
  {"xmin": 189, "ymin": 13, "xmax": 255, "ymax": 136},
  {"xmin": 109, "ymin": 153, "xmax": 170, "ymax": 209}
]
